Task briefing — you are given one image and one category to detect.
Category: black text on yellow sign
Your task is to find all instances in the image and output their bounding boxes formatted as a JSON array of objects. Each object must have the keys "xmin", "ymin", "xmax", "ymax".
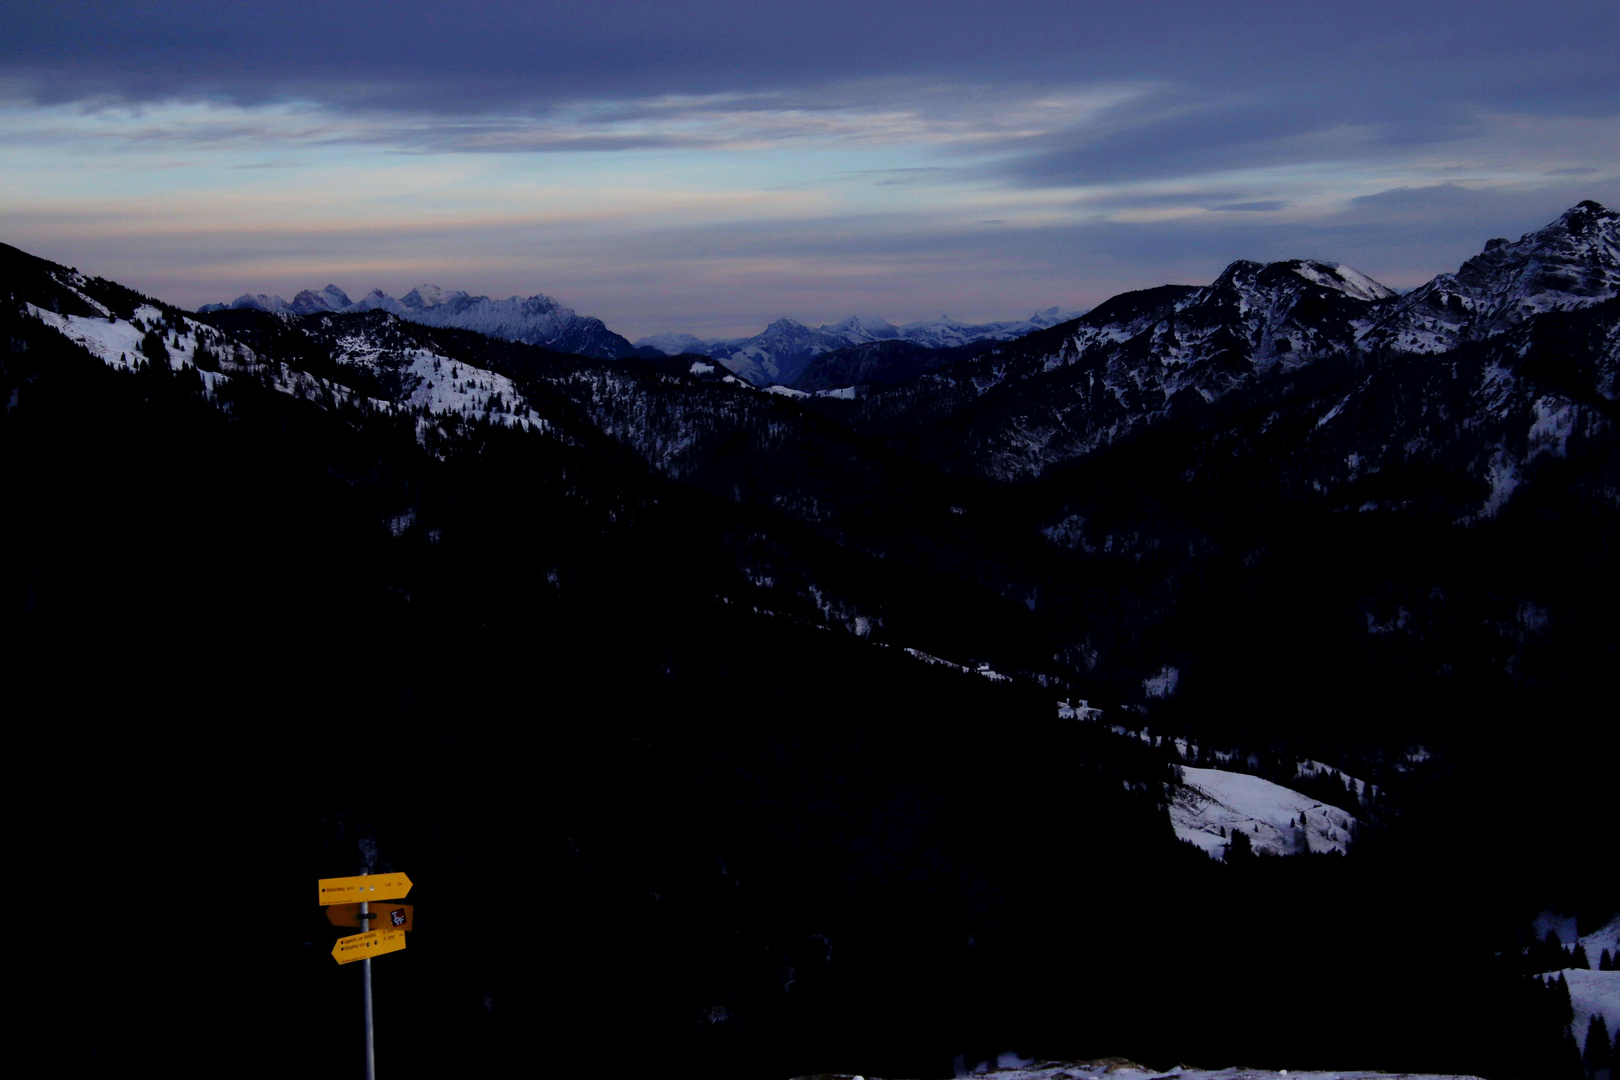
[
  {"xmin": 331, "ymin": 928, "xmax": 407, "ymax": 965},
  {"xmin": 317, "ymin": 873, "xmax": 412, "ymax": 905}
]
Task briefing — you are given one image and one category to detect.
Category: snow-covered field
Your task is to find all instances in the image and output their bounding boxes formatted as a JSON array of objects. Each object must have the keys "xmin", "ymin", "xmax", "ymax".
[
  {"xmin": 1169, "ymin": 766, "xmax": 1356, "ymax": 859},
  {"xmin": 28, "ymin": 294, "xmax": 551, "ymax": 448},
  {"xmin": 332, "ymin": 335, "xmax": 537, "ymax": 426},
  {"xmin": 30, "ymin": 302, "xmax": 216, "ymax": 373},
  {"xmin": 1537, "ymin": 914, "xmax": 1620, "ymax": 1054},
  {"xmin": 794, "ymin": 1060, "xmax": 1483, "ymax": 1080}
]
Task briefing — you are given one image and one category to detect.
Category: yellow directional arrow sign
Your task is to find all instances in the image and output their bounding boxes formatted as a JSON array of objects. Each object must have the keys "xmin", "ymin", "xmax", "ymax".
[
  {"xmin": 317, "ymin": 872, "xmax": 412, "ymax": 905},
  {"xmin": 332, "ymin": 928, "xmax": 406, "ymax": 965}
]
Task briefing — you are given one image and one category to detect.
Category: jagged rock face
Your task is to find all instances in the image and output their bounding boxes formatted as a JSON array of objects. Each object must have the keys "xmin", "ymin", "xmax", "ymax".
[
  {"xmin": 287, "ymin": 285, "xmax": 353, "ymax": 314},
  {"xmin": 832, "ymin": 258, "xmax": 1400, "ymax": 481},
  {"xmin": 391, "ymin": 289, "xmax": 630, "ymax": 357},
  {"xmin": 1295, "ymin": 295, "xmax": 1620, "ymax": 520},
  {"xmin": 825, "ymin": 203, "xmax": 1620, "ymax": 497},
  {"xmin": 1365, "ymin": 200, "xmax": 1620, "ymax": 354},
  {"xmin": 958, "ymin": 260, "xmax": 1397, "ymax": 478}
]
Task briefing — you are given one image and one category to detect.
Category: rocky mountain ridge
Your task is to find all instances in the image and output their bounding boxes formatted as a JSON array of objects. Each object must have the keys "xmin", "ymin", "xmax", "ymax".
[
  {"xmin": 201, "ymin": 280, "xmax": 636, "ymax": 359},
  {"xmin": 810, "ymin": 206, "xmax": 1619, "ymax": 504}
]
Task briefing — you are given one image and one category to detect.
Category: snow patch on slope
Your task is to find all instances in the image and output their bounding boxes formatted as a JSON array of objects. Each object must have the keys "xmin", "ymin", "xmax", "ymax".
[
  {"xmin": 1170, "ymin": 766, "xmax": 1356, "ymax": 860},
  {"xmin": 897, "ymin": 1057, "xmax": 1484, "ymax": 1080}
]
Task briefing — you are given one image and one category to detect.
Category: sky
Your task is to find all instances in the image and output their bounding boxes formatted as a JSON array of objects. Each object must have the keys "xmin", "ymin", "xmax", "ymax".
[{"xmin": 3, "ymin": 1, "xmax": 1618, "ymax": 340}]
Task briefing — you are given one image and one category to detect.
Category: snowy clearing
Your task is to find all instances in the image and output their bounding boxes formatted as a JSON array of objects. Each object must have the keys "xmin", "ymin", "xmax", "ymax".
[
  {"xmin": 1536, "ymin": 915, "xmax": 1620, "ymax": 1052},
  {"xmin": 1170, "ymin": 766, "xmax": 1356, "ymax": 860},
  {"xmin": 29, "ymin": 294, "xmax": 552, "ymax": 454}
]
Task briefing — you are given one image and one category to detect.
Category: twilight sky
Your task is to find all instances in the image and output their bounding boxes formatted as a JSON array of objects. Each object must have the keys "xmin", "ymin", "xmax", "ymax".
[{"xmin": 3, "ymin": 1, "xmax": 1618, "ymax": 339}]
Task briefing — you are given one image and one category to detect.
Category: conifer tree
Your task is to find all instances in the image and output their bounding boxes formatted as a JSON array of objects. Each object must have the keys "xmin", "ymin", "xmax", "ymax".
[
  {"xmin": 1226, "ymin": 826, "xmax": 1254, "ymax": 863},
  {"xmin": 140, "ymin": 328, "xmax": 169, "ymax": 366},
  {"xmin": 1556, "ymin": 974, "xmax": 1574, "ymax": 1024},
  {"xmin": 1555, "ymin": 1026, "xmax": 1584, "ymax": 1080},
  {"xmin": 1586, "ymin": 1014, "xmax": 1611, "ymax": 1074}
]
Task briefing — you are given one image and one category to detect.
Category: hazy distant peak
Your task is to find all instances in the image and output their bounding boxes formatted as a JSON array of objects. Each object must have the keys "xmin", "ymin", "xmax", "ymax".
[
  {"xmin": 635, "ymin": 332, "xmax": 712, "ymax": 355},
  {"xmin": 820, "ymin": 315, "xmax": 901, "ymax": 339},
  {"xmin": 287, "ymin": 285, "xmax": 356, "ymax": 314},
  {"xmin": 227, "ymin": 292, "xmax": 291, "ymax": 313},
  {"xmin": 400, "ymin": 284, "xmax": 468, "ymax": 310}
]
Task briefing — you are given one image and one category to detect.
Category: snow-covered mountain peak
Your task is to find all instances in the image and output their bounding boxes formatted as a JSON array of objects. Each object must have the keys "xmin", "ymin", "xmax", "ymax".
[
  {"xmin": 1180, "ymin": 258, "xmax": 1394, "ymax": 324},
  {"xmin": 1365, "ymin": 200, "xmax": 1620, "ymax": 354},
  {"xmin": 1558, "ymin": 198, "xmax": 1619, "ymax": 237},
  {"xmin": 819, "ymin": 314, "xmax": 901, "ymax": 341},
  {"xmin": 1286, "ymin": 260, "xmax": 1397, "ymax": 302},
  {"xmin": 400, "ymin": 284, "xmax": 466, "ymax": 310},
  {"xmin": 1195, "ymin": 258, "xmax": 1394, "ymax": 306},
  {"xmin": 223, "ymin": 292, "xmax": 291, "ymax": 313},
  {"xmin": 351, "ymin": 288, "xmax": 400, "ymax": 311},
  {"xmin": 1208, "ymin": 259, "xmax": 1266, "ymax": 288},
  {"xmin": 287, "ymin": 285, "xmax": 354, "ymax": 314},
  {"xmin": 199, "ymin": 281, "xmax": 634, "ymax": 359}
]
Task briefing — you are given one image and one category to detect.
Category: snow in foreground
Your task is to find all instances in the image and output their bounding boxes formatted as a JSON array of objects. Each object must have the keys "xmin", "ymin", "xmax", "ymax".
[
  {"xmin": 794, "ymin": 1059, "xmax": 1482, "ymax": 1080},
  {"xmin": 1537, "ymin": 914, "xmax": 1620, "ymax": 1054}
]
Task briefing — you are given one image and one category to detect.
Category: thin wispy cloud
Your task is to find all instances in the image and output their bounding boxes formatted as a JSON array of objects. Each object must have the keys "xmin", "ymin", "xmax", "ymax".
[{"xmin": 0, "ymin": 80, "xmax": 1147, "ymax": 157}]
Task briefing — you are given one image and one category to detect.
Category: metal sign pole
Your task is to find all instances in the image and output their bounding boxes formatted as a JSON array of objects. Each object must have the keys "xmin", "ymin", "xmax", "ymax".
[{"xmin": 360, "ymin": 869, "xmax": 376, "ymax": 1080}]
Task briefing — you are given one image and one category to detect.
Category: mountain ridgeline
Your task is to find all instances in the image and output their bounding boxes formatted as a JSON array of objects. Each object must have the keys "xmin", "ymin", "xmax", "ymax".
[
  {"xmin": 203, "ymin": 281, "xmax": 640, "ymax": 359},
  {"xmin": 6, "ymin": 202, "xmax": 1618, "ymax": 1080}
]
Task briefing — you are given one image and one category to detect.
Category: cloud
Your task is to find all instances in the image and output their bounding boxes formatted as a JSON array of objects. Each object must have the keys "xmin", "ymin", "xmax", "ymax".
[
  {"xmin": 4, "ymin": 3, "xmax": 1617, "ymax": 338},
  {"xmin": 6, "ymin": 2, "xmax": 1616, "ymax": 119},
  {"xmin": 0, "ymin": 80, "xmax": 1147, "ymax": 160}
]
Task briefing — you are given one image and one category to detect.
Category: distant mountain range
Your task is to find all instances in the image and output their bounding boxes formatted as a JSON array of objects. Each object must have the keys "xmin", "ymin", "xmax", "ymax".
[
  {"xmin": 201, "ymin": 282, "xmax": 1084, "ymax": 385},
  {"xmin": 635, "ymin": 307, "xmax": 1083, "ymax": 386},
  {"xmin": 200, "ymin": 283, "xmax": 636, "ymax": 359}
]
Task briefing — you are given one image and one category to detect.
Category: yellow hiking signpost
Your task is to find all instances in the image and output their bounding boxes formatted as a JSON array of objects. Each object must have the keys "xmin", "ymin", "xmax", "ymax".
[
  {"xmin": 332, "ymin": 928, "xmax": 407, "ymax": 965},
  {"xmin": 328, "ymin": 902, "xmax": 414, "ymax": 931},
  {"xmin": 320, "ymin": 868, "xmax": 414, "ymax": 1080},
  {"xmin": 317, "ymin": 872, "xmax": 413, "ymax": 905}
]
